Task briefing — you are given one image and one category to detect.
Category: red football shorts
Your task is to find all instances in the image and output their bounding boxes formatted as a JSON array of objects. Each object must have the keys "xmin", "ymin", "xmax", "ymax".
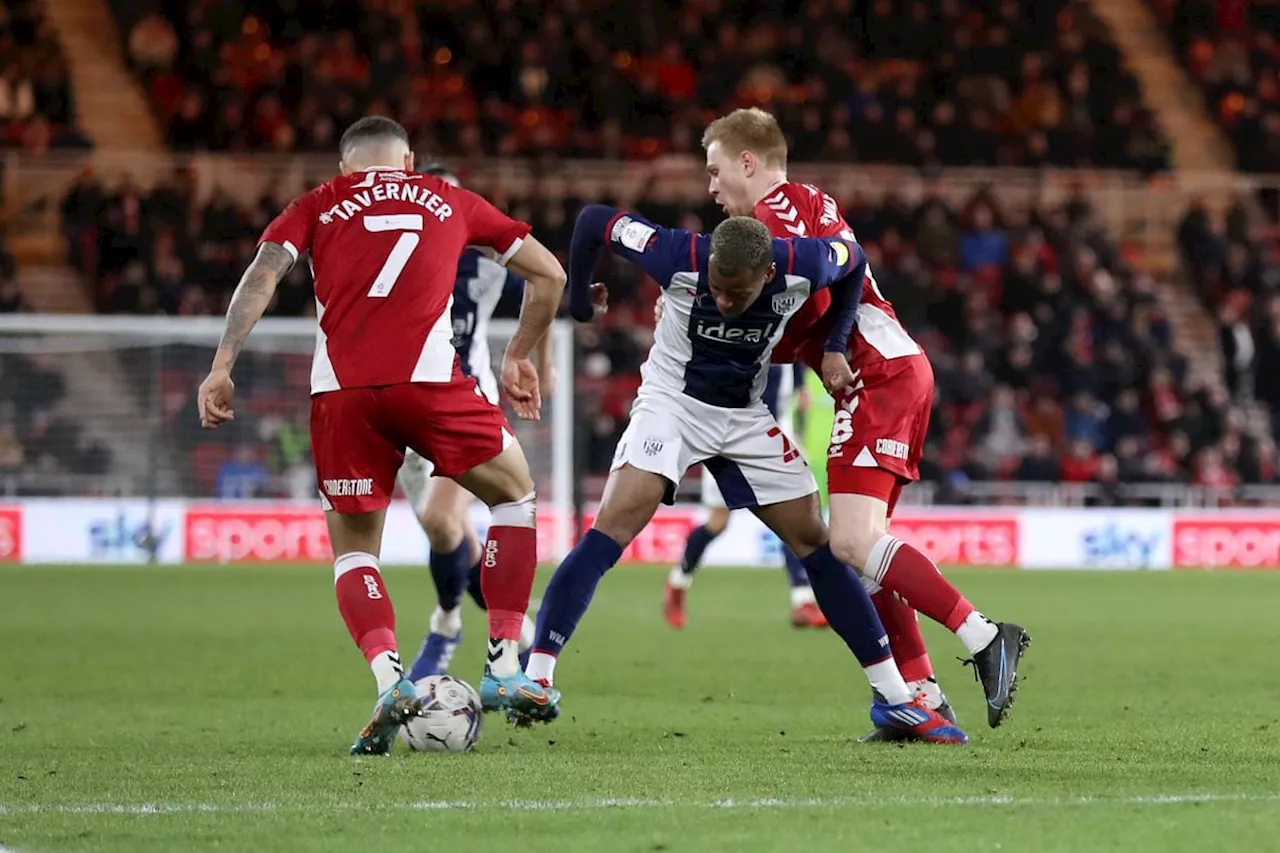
[
  {"xmin": 827, "ymin": 354, "xmax": 933, "ymax": 513},
  {"xmin": 310, "ymin": 371, "xmax": 513, "ymax": 514}
]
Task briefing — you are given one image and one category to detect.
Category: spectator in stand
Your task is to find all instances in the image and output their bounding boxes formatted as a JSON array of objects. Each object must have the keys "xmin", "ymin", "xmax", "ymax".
[
  {"xmin": 127, "ymin": 12, "xmax": 178, "ymax": 76},
  {"xmin": 959, "ymin": 204, "xmax": 1009, "ymax": 273},
  {"xmin": 1064, "ymin": 392, "xmax": 1108, "ymax": 451},
  {"xmin": 1060, "ymin": 438, "xmax": 1103, "ymax": 483},
  {"xmin": 1219, "ymin": 296, "xmax": 1255, "ymax": 397},
  {"xmin": 215, "ymin": 445, "xmax": 269, "ymax": 499}
]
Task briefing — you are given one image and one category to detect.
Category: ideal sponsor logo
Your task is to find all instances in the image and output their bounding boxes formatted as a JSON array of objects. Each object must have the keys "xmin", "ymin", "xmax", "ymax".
[
  {"xmin": 1080, "ymin": 523, "xmax": 1162, "ymax": 568},
  {"xmin": 185, "ymin": 507, "xmax": 331, "ymax": 563},
  {"xmin": 890, "ymin": 515, "xmax": 1019, "ymax": 567},
  {"xmin": 1173, "ymin": 518, "xmax": 1280, "ymax": 568},
  {"xmin": 691, "ymin": 318, "xmax": 777, "ymax": 345}
]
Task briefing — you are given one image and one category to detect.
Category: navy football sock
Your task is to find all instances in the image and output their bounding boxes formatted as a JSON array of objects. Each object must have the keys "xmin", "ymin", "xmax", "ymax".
[
  {"xmin": 783, "ymin": 548, "xmax": 809, "ymax": 589},
  {"xmin": 465, "ymin": 560, "xmax": 486, "ymax": 610},
  {"xmin": 428, "ymin": 541, "xmax": 470, "ymax": 613},
  {"xmin": 800, "ymin": 544, "xmax": 891, "ymax": 666},
  {"xmin": 680, "ymin": 524, "xmax": 719, "ymax": 576},
  {"xmin": 532, "ymin": 529, "xmax": 624, "ymax": 655}
]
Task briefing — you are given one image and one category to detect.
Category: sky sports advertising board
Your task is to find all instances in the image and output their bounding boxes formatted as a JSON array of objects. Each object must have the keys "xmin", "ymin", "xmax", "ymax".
[{"xmin": 2, "ymin": 500, "xmax": 1280, "ymax": 569}]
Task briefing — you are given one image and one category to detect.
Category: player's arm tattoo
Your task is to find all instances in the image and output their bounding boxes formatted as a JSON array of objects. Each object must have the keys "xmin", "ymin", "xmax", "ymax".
[{"xmin": 212, "ymin": 242, "xmax": 295, "ymax": 372}]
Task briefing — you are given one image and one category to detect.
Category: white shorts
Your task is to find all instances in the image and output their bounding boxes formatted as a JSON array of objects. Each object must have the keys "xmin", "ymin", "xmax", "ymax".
[
  {"xmin": 612, "ymin": 393, "xmax": 816, "ymax": 509},
  {"xmin": 700, "ymin": 402, "xmax": 797, "ymax": 509},
  {"xmin": 396, "ymin": 366, "xmax": 498, "ymax": 513}
]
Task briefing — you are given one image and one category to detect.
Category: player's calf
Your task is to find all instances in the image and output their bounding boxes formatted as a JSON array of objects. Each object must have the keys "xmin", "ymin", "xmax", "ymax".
[{"xmin": 526, "ymin": 463, "xmax": 667, "ymax": 687}]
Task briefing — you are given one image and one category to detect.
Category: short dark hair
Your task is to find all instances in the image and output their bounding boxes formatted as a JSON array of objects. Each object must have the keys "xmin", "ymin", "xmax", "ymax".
[
  {"xmin": 339, "ymin": 116, "xmax": 409, "ymax": 159},
  {"xmin": 710, "ymin": 217, "xmax": 773, "ymax": 276}
]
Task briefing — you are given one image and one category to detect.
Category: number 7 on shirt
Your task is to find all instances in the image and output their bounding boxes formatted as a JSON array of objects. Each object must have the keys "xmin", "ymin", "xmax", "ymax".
[{"xmin": 364, "ymin": 214, "xmax": 424, "ymax": 298}]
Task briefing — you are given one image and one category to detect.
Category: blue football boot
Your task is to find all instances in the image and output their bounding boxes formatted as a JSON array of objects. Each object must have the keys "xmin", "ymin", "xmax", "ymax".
[
  {"xmin": 349, "ymin": 678, "xmax": 422, "ymax": 755},
  {"xmin": 480, "ymin": 668, "xmax": 561, "ymax": 727},
  {"xmin": 869, "ymin": 695, "xmax": 969, "ymax": 745}
]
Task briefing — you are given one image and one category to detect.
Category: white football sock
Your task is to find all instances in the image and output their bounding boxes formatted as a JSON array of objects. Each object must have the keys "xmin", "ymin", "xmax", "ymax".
[
  {"xmin": 667, "ymin": 566, "xmax": 693, "ymax": 590},
  {"xmin": 864, "ymin": 659, "xmax": 913, "ymax": 706},
  {"xmin": 430, "ymin": 606, "xmax": 463, "ymax": 639},
  {"xmin": 909, "ymin": 678, "xmax": 944, "ymax": 710},
  {"xmin": 956, "ymin": 611, "xmax": 999, "ymax": 655},
  {"xmin": 790, "ymin": 585, "xmax": 816, "ymax": 608},
  {"xmin": 370, "ymin": 650, "xmax": 404, "ymax": 693},
  {"xmin": 526, "ymin": 651, "xmax": 557, "ymax": 685},
  {"xmin": 518, "ymin": 614, "xmax": 536, "ymax": 653},
  {"xmin": 486, "ymin": 638, "xmax": 521, "ymax": 678}
]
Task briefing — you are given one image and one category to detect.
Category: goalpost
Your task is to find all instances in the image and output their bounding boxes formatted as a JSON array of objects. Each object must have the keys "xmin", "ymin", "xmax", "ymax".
[{"xmin": 0, "ymin": 314, "xmax": 576, "ymax": 562}]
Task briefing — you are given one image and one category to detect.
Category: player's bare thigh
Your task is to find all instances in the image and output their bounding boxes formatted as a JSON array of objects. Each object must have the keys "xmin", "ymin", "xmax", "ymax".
[
  {"xmin": 454, "ymin": 442, "xmax": 536, "ymax": 507},
  {"xmin": 750, "ymin": 492, "xmax": 828, "ymax": 559},
  {"xmin": 592, "ymin": 463, "xmax": 669, "ymax": 547},
  {"xmin": 326, "ymin": 508, "xmax": 388, "ymax": 560}
]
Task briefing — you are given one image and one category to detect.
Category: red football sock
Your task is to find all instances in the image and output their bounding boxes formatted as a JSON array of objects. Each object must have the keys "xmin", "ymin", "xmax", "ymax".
[
  {"xmin": 481, "ymin": 492, "xmax": 537, "ymax": 642},
  {"xmin": 872, "ymin": 590, "xmax": 934, "ymax": 683},
  {"xmin": 867, "ymin": 535, "xmax": 975, "ymax": 632},
  {"xmin": 333, "ymin": 551, "xmax": 398, "ymax": 662}
]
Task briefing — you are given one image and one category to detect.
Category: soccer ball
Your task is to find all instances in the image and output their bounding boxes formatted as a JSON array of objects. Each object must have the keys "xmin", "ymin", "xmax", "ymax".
[{"xmin": 398, "ymin": 675, "xmax": 483, "ymax": 753}]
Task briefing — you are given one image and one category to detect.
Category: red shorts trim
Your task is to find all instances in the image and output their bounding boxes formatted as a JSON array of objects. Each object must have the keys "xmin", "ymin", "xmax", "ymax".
[{"xmin": 310, "ymin": 373, "xmax": 512, "ymax": 514}]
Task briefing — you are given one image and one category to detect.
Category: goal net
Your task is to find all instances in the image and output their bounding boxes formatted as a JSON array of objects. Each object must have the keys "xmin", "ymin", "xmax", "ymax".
[{"xmin": 0, "ymin": 315, "xmax": 575, "ymax": 561}]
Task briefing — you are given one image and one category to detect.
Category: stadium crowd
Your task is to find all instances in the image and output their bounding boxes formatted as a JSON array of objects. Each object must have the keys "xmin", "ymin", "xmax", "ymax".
[
  {"xmin": 112, "ymin": 0, "xmax": 1168, "ymax": 171},
  {"xmin": 1152, "ymin": 0, "xmax": 1280, "ymax": 173},
  {"xmin": 0, "ymin": 0, "xmax": 90, "ymax": 152},
  {"xmin": 61, "ymin": 163, "xmax": 1272, "ymax": 500}
]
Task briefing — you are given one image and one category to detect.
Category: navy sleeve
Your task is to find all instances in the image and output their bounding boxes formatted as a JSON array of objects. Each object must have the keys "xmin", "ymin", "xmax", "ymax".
[
  {"xmin": 568, "ymin": 204, "xmax": 695, "ymax": 322},
  {"xmin": 787, "ymin": 236, "xmax": 866, "ymax": 354}
]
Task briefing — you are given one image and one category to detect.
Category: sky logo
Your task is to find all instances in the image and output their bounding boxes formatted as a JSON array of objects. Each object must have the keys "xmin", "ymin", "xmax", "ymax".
[
  {"xmin": 88, "ymin": 513, "xmax": 173, "ymax": 560},
  {"xmin": 1081, "ymin": 523, "xmax": 1162, "ymax": 568}
]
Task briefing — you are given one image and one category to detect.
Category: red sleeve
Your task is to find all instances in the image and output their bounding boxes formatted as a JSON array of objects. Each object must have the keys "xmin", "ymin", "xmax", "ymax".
[
  {"xmin": 453, "ymin": 186, "xmax": 533, "ymax": 264},
  {"xmin": 259, "ymin": 191, "xmax": 318, "ymax": 262}
]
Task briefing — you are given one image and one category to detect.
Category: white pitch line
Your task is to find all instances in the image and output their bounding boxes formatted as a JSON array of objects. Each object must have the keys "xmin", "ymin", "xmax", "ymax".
[{"xmin": 1, "ymin": 792, "xmax": 1278, "ymax": 816}]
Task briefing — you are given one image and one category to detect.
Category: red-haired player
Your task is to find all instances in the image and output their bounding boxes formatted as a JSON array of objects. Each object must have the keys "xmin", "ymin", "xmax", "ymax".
[{"xmin": 699, "ymin": 108, "xmax": 1031, "ymax": 739}]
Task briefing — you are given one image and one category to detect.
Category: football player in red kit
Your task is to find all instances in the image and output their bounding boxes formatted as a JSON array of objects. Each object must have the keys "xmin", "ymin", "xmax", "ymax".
[
  {"xmin": 197, "ymin": 117, "xmax": 567, "ymax": 753},
  {"xmin": 701, "ymin": 108, "xmax": 1031, "ymax": 739}
]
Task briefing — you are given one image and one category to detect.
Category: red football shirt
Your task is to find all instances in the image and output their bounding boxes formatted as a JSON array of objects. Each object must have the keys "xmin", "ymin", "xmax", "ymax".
[
  {"xmin": 755, "ymin": 181, "xmax": 918, "ymax": 370},
  {"xmin": 260, "ymin": 168, "xmax": 530, "ymax": 393}
]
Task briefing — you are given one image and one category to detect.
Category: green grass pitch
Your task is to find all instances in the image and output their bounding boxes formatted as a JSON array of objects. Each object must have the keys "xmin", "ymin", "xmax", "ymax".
[{"xmin": 1, "ymin": 565, "xmax": 1279, "ymax": 852}]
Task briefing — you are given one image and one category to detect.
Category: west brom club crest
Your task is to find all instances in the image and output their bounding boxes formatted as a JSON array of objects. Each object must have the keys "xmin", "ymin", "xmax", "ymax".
[{"xmin": 772, "ymin": 292, "xmax": 801, "ymax": 315}]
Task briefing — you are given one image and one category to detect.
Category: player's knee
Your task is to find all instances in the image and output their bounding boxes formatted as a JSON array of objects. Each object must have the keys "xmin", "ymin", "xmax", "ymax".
[
  {"xmin": 420, "ymin": 506, "xmax": 465, "ymax": 551},
  {"xmin": 829, "ymin": 522, "xmax": 887, "ymax": 572}
]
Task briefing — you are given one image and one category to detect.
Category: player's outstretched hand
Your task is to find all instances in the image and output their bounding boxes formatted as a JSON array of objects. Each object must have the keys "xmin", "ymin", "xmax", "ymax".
[
  {"xmin": 590, "ymin": 282, "xmax": 609, "ymax": 319},
  {"xmin": 821, "ymin": 351, "xmax": 855, "ymax": 396},
  {"xmin": 198, "ymin": 369, "xmax": 236, "ymax": 428},
  {"xmin": 653, "ymin": 293, "xmax": 665, "ymax": 324},
  {"xmin": 502, "ymin": 355, "xmax": 542, "ymax": 421}
]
